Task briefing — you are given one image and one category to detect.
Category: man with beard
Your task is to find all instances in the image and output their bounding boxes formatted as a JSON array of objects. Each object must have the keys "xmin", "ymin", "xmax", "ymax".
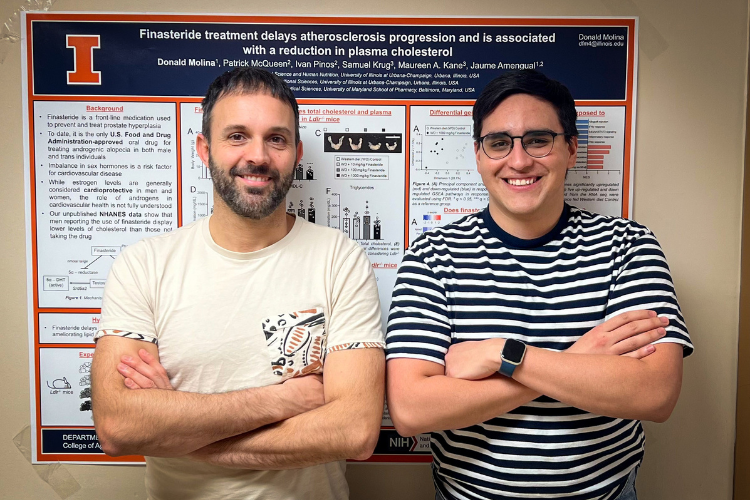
[{"xmin": 91, "ymin": 68, "xmax": 385, "ymax": 500}]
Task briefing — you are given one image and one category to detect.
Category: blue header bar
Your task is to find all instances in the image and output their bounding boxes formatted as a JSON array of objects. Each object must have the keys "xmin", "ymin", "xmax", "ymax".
[{"xmin": 31, "ymin": 18, "xmax": 631, "ymax": 100}]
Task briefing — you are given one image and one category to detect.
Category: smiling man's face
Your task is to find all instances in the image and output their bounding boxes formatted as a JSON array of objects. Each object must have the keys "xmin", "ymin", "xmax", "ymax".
[
  {"xmin": 198, "ymin": 91, "xmax": 302, "ymax": 220},
  {"xmin": 475, "ymin": 93, "xmax": 577, "ymax": 238}
]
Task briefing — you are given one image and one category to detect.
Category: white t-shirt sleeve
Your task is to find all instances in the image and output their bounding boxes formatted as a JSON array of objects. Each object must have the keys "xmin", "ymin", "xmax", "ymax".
[
  {"xmin": 325, "ymin": 244, "xmax": 384, "ymax": 353},
  {"xmin": 95, "ymin": 243, "xmax": 158, "ymax": 344}
]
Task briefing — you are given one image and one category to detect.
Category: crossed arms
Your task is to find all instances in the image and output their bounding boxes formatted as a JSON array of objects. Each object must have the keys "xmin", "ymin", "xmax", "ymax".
[
  {"xmin": 92, "ymin": 336, "xmax": 385, "ymax": 468},
  {"xmin": 387, "ymin": 311, "xmax": 684, "ymax": 436}
]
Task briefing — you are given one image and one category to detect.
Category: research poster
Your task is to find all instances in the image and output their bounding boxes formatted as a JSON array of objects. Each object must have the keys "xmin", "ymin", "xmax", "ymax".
[{"xmin": 22, "ymin": 13, "xmax": 637, "ymax": 464}]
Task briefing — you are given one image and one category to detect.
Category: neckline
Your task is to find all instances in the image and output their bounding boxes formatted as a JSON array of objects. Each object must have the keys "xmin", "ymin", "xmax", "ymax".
[
  {"xmin": 481, "ymin": 204, "xmax": 571, "ymax": 249},
  {"xmin": 201, "ymin": 215, "xmax": 304, "ymax": 260}
]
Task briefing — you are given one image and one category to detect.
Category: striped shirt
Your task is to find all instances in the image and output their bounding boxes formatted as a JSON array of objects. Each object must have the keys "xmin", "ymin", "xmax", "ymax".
[{"xmin": 386, "ymin": 204, "xmax": 692, "ymax": 500}]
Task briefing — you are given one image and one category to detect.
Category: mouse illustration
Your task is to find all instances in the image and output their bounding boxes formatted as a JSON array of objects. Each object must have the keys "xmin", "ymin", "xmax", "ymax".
[{"xmin": 47, "ymin": 377, "xmax": 71, "ymax": 389}]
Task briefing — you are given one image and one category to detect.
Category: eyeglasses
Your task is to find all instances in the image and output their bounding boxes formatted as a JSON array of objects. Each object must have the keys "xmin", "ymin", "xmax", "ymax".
[{"xmin": 478, "ymin": 131, "xmax": 567, "ymax": 160}]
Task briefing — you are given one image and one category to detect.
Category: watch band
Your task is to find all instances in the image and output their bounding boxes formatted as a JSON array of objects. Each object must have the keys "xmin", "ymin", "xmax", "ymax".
[{"xmin": 498, "ymin": 358, "xmax": 517, "ymax": 378}]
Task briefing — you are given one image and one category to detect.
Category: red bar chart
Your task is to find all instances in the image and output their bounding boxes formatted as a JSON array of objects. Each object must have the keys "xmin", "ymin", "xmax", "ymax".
[{"xmin": 565, "ymin": 107, "xmax": 626, "ymax": 217}]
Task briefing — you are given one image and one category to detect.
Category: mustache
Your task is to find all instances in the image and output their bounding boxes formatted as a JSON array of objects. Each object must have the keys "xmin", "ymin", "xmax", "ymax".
[{"xmin": 229, "ymin": 164, "xmax": 280, "ymax": 180}]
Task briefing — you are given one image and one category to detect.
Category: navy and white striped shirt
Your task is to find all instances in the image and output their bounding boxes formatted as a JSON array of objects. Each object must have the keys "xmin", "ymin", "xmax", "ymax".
[{"xmin": 386, "ymin": 204, "xmax": 692, "ymax": 500}]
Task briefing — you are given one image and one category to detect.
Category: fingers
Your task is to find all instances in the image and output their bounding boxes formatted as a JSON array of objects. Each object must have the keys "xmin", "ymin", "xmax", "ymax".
[
  {"xmin": 118, "ymin": 349, "xmax": 173, "ymax": 390},
  {"xmin": 281, "ymin": 374, "xmax": 326, "ymax": 414},
  {"xmin": 609, "ymin": 316, "xmax": 669, "ymax": 344},
  {"xmin": 302, "ymin": 373, "xmax": 324, "ymax": 386},
  {"xmin": 117, "ymin": 362, "xmax": 158, "ymax": 389},
  {"xmin": 598, "ymin": 310, "xmax": 656, "ymax": 332},
  {"xmin": 137, "ymin": 349, "xmax": 173, "ymax": 389},
  {"xmin": 283, "ymin": 373, "xmax": 323, "ymax": 388},
  {"xmin": 621, "ymin": 344, "xmax": 656, "ymax": 359},
  {"xmin": 123, "ymin": 377, "xmax": 145, "ymax": 390},
  {"xmin": 613, "ymin": 327, "xmax": 667, "ymax": 355}
]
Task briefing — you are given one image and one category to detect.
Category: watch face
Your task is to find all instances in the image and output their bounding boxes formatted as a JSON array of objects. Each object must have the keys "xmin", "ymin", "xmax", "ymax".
[{"xmin": 503, "ymin": 339, "xmax": 526, "ymax": 363}]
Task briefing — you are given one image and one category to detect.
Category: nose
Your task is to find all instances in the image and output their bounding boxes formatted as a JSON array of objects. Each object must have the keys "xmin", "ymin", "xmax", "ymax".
[
  {"xmin": 241, "ymin": 138, "xmax": 271, "ymax": 166},
  {"xmin": 505, "ymin": 137, "xmax": 535, "ymax": 170}
]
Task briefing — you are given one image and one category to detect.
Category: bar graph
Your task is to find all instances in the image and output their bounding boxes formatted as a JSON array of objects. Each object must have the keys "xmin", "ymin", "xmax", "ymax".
[
  {"xmin": 342, "ymin": 206, "xmax": 382, "ymax": 241},
  {"xmin": 564, "ymin": 107, "xmax": 625, "ymax": 217},
  {"xmin": 575, "ymin": 118, "xmax": 616, "ymax": 171},
  {"xmin": 293, "ymin": 163, "xmax": 315, "ymax": 181},
  {"xmin": 587, "ymin": 144, "xmax": 611, "ymax": 169},
  {"xmin": 287, "ymin": 199, "xmax": 316, "ymax": 223}
]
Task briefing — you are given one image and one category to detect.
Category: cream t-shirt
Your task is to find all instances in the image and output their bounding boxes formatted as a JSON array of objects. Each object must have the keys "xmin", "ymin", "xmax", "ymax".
[{"xmin": 97, "ymin": 216, "xmax": 384, "ymax": 500}]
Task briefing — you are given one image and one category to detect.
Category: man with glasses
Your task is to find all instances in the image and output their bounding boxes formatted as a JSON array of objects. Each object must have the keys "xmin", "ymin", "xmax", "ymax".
[{"xmin": 386, "ymin": 70, "xmax": 692, "ymax": 500}]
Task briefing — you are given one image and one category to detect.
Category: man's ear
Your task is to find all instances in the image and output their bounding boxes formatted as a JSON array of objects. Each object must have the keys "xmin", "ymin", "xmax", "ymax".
[
  {"xmin": 196, "ymin": 133, "xmax": 210, "ymax": 167},
  {"xmin": 296, "ymin": 140, "xmax": 304, "ymax": 164},
  {"xmin": 474, "ymin": 140, "xmax": 482, "ymax": 172}
]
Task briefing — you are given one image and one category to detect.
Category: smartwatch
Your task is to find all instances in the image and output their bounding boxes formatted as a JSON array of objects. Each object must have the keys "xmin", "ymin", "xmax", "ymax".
[{"xmin": 499, "ymin": 339, "xmax": 527, "ymax": 378}]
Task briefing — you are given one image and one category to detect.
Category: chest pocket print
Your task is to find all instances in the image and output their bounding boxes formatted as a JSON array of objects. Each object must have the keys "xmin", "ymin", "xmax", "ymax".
[{"xmin": 263, "ymin": 308, "xmax": 326, "ymax": 381}]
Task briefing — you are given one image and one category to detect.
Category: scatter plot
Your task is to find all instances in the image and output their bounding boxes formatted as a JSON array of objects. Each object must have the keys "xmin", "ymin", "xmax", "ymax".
[{"xmin": 421, "ymin": 125, "xmax": 475, "ymax": 170}]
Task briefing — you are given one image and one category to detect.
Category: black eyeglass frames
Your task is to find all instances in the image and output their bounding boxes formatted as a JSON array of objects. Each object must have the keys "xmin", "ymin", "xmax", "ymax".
[{"xmin": 478, "ymin": 131, "xmax": 568, "ymax": 160}]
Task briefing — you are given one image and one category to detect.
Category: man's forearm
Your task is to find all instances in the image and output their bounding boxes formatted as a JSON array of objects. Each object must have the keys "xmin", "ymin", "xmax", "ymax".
[
  {"xmin": 94, "ymin": 379, "xmax": 295, "ymax": 457},
  {"xmin": 439, "ymin": 314, "xmax": 681, "ymax": 424},
  {"xmin": 386, "ymin": 359, "xmax": 540, "ymax": 436},
  {"xmin": 92, "ymin": 337, "xmax": 315, "ymax": 457},
  {"xmin": 191, "ymin": 396, "xmax": 381, "ymax": 469},
  {"xmin": 513, "ymin": 343, "xmax": 683, "ymax": 422},
  {"xmin": 191, "ymin": 349, "xmax": 386, "ymax": 469}
]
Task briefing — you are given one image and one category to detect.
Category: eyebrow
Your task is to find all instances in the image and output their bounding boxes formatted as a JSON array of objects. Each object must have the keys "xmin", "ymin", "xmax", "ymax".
[
  {"xmin": 485, "ymin": 127, "xmax": 558, "ymax": 136},
  {"xmin": 219, "ymin": 125, "xmax": 294, "ymax": 137}
]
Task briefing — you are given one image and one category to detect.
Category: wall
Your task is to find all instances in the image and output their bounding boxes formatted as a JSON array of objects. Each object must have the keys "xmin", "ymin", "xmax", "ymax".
[
  {"xmin": 734, "ymin": 24, "xmax": 750, "ymax": 498},
  {"xmin": 0, "ymin": 0, "xmax": 746, "ymax": 498}
]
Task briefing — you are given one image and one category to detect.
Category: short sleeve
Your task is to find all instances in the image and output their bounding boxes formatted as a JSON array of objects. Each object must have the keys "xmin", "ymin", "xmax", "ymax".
[
  {"xmin": 94, "ymin": 243, "xmax": 158, "ymax": 345},
  {"xmin": 325, "ymin": 245, "xmax": 384, "ymax": 353},
  {"xmin": 606, "ymin": 230, "xmax": 693, "ymax": 356},
  {"xmin": 385, "ymin": 246, "xmax": 452, "ymax": 365}
]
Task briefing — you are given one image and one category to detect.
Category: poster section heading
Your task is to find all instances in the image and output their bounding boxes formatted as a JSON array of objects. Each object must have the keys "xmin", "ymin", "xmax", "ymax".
[{"xmin": 32, "ymin": 20, "xmax": 628, "ymax": 99}]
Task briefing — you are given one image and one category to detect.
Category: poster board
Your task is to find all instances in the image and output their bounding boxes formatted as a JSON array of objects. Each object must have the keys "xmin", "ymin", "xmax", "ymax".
[{"xmin": 22, "ymin": 12, "xmax": 637, "ymax": 464}]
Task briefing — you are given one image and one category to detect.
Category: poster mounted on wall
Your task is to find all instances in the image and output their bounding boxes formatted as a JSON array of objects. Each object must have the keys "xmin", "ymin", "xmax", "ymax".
[{"xmin": 22, "ymin": 12, "xmax": 637, "ymax": 464}]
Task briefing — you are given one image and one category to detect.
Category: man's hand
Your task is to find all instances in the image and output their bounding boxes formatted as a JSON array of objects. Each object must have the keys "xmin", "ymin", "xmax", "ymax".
[
  {"xmin": 120, "ymin": 349, "xmax": 326, "ymax": 414},
  {"xmin": 444, "ymin": 338, "xmax": 504, "ymax": 380},
  {"xmin": 280, "ymin": 375, "xmax": 325, "ymax": 414},
  {"xmin": 118, "ymin": 349, "xmax": 174, "ymax": 390},
  {"xmin": 444, "ymin": 310, "xmax": 667, "ymax": 381},
  {"xmin": 566, "ymin": 310, "xmax": 667, "ymax": 357}
]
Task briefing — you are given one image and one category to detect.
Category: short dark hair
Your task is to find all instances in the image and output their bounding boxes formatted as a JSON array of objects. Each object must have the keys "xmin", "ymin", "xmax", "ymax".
[
  {"xmin": 473, "ymin": 70, "xmax": 578, "ymax": 144},
  {"xmin": 201, "ymin": 68, "xmax": 300, "ymax": 144}
]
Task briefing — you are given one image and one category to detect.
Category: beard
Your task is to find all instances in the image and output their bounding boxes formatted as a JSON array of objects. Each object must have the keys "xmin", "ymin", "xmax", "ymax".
[{"xmin": 208, "ymin": 155, "xmax": 294, "ymax": 220}]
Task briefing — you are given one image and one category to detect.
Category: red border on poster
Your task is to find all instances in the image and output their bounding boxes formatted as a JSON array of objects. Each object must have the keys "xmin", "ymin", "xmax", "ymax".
[{"xmin": 23, "ymin": 12, "xmax": 636, "ymax": 464}]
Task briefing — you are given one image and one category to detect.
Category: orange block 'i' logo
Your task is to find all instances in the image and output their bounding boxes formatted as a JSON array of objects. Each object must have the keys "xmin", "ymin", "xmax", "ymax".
[{"xmin": 66, "ymin": 35, "xmax": 101, "ymax": 85}]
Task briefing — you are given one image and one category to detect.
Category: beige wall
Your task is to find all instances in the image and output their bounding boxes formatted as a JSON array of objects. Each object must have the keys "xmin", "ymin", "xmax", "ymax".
[
  {"xmin": 1, "ymin": 0, "xmax": 746, "ymax": 498},
  {"xmin": 735, "ymin": 49, "xmax": 750, "ymax": 497}
]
